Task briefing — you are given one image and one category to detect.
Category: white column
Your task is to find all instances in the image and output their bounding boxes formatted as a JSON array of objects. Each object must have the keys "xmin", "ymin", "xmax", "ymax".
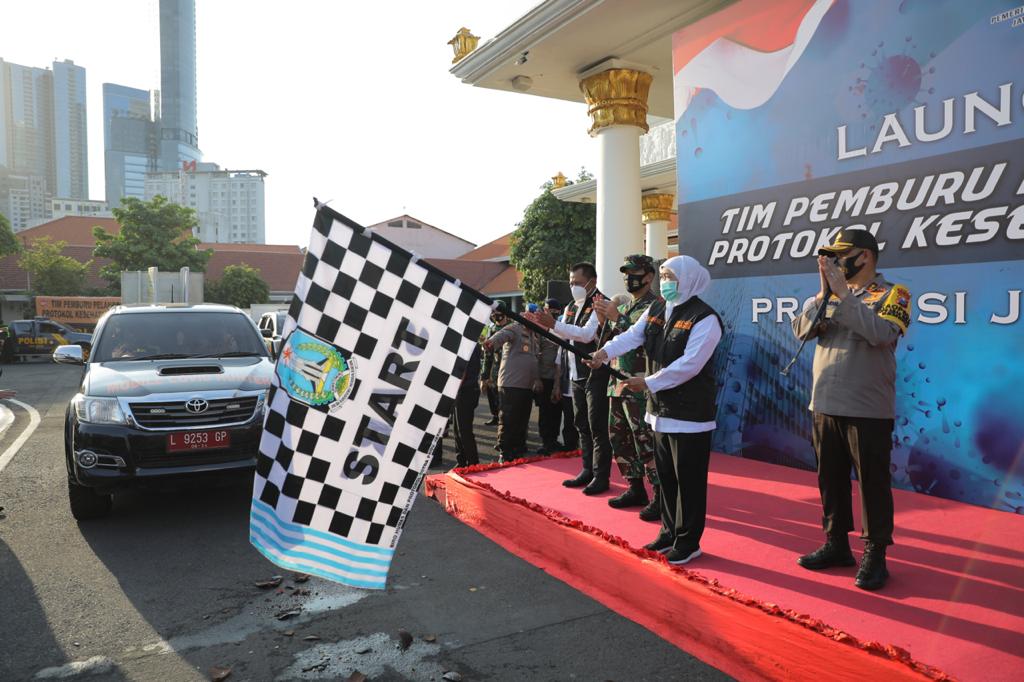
[
  {"xmin": 595, "ymin": 126, "xmax": 643, "ymax": 294},
  {"xmin": 580, "ymin": 67, "xmax": 652, "ymax": 297},
  {"xmin": 641, "ymin": 193, "xmax": 674, "ymax": 260},
  {"xmin": 645, "ymin": 221, "xmax": 668, "ymax": 260}
]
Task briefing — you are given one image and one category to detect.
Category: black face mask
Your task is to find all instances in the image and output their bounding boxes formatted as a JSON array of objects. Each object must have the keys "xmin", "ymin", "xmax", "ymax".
[
  {"xmin": 840, "ymin": 253, "xmax": 864, "ymax": 279},
  {"xmin": 492, "ymin": 316, "xmax": 505, "ymax": 325},
  {"xmin": 625, "ymin": 273, "xmax": 649, "ymax": 293}
]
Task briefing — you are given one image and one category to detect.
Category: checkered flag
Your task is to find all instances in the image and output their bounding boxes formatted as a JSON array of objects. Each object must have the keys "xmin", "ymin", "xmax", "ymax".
[{"xmin": 250, "ymin": 203, "xmax": 491, "ymax": 589}]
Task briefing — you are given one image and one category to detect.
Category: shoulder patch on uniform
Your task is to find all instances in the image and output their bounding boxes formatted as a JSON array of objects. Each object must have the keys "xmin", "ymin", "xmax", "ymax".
[
  {"xmin": 878, "ymin": 284, "xmax": 911, "ymax": 334},
  {"xmin": 863, "ymin": 282, "xmax": 889, "ymax": 304}
]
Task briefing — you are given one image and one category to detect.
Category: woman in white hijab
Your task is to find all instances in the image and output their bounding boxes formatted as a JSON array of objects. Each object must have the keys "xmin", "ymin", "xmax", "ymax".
[{"xmin": 588, "ymin": 255, "xmax": 722, "ymax": 565}]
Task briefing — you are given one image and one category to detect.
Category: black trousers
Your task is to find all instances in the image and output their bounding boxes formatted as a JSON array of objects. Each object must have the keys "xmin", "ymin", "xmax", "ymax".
[
  {"xmin": 812, "ymin": 413, "xmax": 895, "ymax": 546},
  {"xmin": 655, "ymin": 431, "xmax": 712, "ymax": 551},
  {"xmin": 498, "ymin": 387, "xmax": 534, "ymax": 460},
  {"xmin": 486, "ymin": 384, "xmax": 499, "ymax": 418},
  {"xmin": 536, "ymin": 378, "xmax": 562, "ymax": 449},
  {"xmin": 571, "ymin": 372, "xmax": 612, "ymax": 480},
  {"xmin": 560, "ymin": 395, "xmax": 579, "ymax": 451},
  {"xmin": 453, "ymin": 386, "xmax": 480, "ymax": 467}
]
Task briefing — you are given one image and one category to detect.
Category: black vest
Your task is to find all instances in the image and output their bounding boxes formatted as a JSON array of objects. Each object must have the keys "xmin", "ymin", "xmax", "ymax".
[
  {"xmin": 566, "ymin": 290, "xmax": 608, "ymax": 382},
  {"xmin": 643, "ymin": 296, "xmax": 720, "ymax": 422}
]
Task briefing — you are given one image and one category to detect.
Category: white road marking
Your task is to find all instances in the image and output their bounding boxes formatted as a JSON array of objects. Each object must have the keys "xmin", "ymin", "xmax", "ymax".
[
  {"xmin": 0, "ymin": 404, "xmax": 14, "ymax": 438},
  {"xmin": 0, "ymin": 399, "xmax": 42, "ymax": 477},
  {"xmin": 33, "ymin": 656, "xmax": 115, "ymax": 679}
]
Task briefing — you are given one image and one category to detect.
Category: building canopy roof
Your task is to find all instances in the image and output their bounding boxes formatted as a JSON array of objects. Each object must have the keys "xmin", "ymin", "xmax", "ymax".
[{"xmin": 449, "ymin": 0, "xmax": 731, "ymax": 119}]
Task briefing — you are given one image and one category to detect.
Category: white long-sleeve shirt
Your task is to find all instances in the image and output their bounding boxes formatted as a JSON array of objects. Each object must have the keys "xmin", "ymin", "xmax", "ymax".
[
  {"xmin": 552, "ymin": 312, "xmax": 599, "ymax": 382},
  {"xmin": 600, "ymin": 309, "xmax": 722, "ymax": 433}
]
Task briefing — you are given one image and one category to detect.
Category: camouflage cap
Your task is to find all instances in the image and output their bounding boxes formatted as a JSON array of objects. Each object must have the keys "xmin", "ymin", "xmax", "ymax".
[{"xmin": 619, "ymin": 254, "xmax": 656, "ymax": 273}]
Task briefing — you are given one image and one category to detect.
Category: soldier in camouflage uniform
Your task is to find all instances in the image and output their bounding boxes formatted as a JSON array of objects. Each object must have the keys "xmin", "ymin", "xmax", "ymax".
[{"xmin": 595, "ymin": 254, "xmax": 661, "ymax": 519}]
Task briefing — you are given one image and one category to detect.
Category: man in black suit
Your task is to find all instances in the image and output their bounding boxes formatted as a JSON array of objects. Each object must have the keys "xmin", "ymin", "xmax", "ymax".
[{"xmin": 527, "ymin": 262, "xmax": 613, "ymax": 495}]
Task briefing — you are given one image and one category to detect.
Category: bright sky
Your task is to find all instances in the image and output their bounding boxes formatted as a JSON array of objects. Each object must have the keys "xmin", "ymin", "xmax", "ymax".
[{"xmin": 1, "ymin": 1, "xmax": 596, "ymax": 248}]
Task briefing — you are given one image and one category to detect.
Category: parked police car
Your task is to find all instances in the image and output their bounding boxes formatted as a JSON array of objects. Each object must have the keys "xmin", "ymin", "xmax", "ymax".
[
  {"xmin": 54, "ymin": 304, "xmax": 274, "ymax": 519},
  {"xmin": 4, "ymin": 317, "xmax": 92, "ymax": 360}
]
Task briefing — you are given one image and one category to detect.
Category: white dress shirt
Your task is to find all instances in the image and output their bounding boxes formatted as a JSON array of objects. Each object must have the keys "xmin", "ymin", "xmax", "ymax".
[
  {"xmin": 552, "ymin": 311, "xmax": 599, "ymax": 382},
  {"xmin": 600, "ymin": 309, "xmax": 722, "ymax": 433}
]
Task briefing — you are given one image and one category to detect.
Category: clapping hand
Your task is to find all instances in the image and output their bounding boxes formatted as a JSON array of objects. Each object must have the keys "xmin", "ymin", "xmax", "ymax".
[
  {"xmin": 818, "ymin": 256, "xmax": 850, "ymax": 300},
  {"xmin": 593, "ymin": 297, "xmax": 619, "ymax": 324}
]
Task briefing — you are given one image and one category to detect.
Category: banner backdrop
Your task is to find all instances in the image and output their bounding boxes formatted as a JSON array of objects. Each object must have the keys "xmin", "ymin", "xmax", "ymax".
[{"xmin": 672, "ymin": 0, "xmax": 1023, "ymax": 510}]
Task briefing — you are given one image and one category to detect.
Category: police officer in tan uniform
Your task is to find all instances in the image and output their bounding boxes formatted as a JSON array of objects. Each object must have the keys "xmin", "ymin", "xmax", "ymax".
[
  {"xmin": 484, "ymin": 320, "xmax": 542, "ymax": 462},
  {"xmin": 792, "ymin": 229, "xmax": 912, "ymax": 591}
]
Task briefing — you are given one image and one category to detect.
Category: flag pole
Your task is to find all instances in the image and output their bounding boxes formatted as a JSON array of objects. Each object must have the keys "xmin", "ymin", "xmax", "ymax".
[{"xmin": 312, "ymin": 200, "xmax": 630, "ymax": 381}]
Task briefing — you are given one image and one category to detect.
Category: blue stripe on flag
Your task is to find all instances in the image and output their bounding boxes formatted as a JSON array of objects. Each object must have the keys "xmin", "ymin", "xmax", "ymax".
[
  {"xmin": 248, "ymin": 522, "xmax": 390, "ymax": 579},
  {"xmin": 249, "ymin": 535, "xmax": 387, "ymax": 590},
  {"xmin": 251, "ymin": 498, "xmax": 395, "ymax": 556},
  {"xmin": 249, "ymin": 508, "xmax": 392, "ymax": 570}
]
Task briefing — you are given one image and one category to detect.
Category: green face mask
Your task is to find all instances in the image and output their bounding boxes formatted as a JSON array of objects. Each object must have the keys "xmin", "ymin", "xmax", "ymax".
[{"xmin": 660, "ymin": 280, "xmax": 679, "ymax": 302}]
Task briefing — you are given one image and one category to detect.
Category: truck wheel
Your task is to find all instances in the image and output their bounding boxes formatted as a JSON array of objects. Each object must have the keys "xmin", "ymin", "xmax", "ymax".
[{"xmin": 67, "ymin": 480, "xmax": 112, "ymax": 520}]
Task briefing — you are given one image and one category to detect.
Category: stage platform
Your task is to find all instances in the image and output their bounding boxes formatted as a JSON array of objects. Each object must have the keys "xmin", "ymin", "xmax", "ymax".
[{"xmin": 425, "ymin": 453, "xmax": 1024, "ymax": 682}]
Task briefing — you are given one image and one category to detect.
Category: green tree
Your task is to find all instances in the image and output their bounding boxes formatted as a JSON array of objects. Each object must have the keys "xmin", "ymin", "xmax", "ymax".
[
  {"xmin": 18, "ymin": 237, "xmax": 90, "ymax": 295},
  {"xmin": 206, "ymin": 263, "xmax": 270, "ymax": 309},
  {"xmin": 93, "ymin": 196, "xmax": 213, "ymax": 291},
  {"xmin": 0, "ymin": 211, "xmax": 20, "ymax": 258},
  {"xmin": 509, "ymin": 169, "xmax": 596, "ymax": 302}
]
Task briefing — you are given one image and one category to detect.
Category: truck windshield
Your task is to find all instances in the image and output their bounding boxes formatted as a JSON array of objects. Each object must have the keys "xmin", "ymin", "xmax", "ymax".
[{"xmin": 92, "ymin": 312, "xmax": 268, "ymax": 362}]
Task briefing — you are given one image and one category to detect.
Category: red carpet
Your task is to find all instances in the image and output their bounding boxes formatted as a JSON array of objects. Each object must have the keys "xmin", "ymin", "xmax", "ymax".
[{"xmin": 425, "ymin": 453, "xmax": 1024, "ymax": 682}]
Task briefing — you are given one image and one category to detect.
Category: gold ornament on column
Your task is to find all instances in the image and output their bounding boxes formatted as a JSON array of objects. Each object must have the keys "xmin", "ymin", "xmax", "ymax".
[
  {"xmin": 641, "ymin": 193, "xmax": 675, "ymax": 223},
  {"xmin": 551, "ymin": 172, "xmax": 567, "ymax": 189},
  {"xmin": 448, "ymin": 28, "xmax": 480, "ymax": 64},
  {"xmin": 578, "ymin": 68, "xmax": 653, "ymax": 136}
]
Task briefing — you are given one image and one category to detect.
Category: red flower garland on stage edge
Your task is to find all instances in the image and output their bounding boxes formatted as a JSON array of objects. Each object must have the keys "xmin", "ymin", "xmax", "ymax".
[{"xmin": 441, "ymin": 454, "xmax": 954, "ymax": 682}]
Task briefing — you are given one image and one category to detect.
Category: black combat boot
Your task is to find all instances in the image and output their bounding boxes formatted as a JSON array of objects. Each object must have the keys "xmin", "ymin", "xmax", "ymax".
[
  {"xmin": 608, "ymin": 478, "xmax": 648, "ymax": 508},
  {"xmin": 797, "ymin": 536, "xmax": 856, "ymax": 570},
  {"xmin": 638, "ymin": 485, "xmax": 661, "ymax": 521},
  {"xmin": 854, "ymin": 542, "xmax": 890, "ymax": 591}
]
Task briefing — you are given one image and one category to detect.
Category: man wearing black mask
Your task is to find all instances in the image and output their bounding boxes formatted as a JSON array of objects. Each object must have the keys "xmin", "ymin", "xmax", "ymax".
[
  {"xmin": 526, "ymin": 262, "xmax": 613, "ymax": 495},
  {"xmin": 481, "ymin": 311, "xmax": 510, "ymax": 426},
  {"xmin": 593, "ymin": 255, "xmax": 660, "ymax": 517},
  {"xmin": 792, "ymin": 229, "xmax": 912, "ymax": 591}
]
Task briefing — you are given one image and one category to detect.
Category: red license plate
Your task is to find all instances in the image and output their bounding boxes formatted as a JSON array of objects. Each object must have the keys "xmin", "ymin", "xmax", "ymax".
[{"xmin": 167, "ymin": 429, "xmax": 231, "ymax": 452}]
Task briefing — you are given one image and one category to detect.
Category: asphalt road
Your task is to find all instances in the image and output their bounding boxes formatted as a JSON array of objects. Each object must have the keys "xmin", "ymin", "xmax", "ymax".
[{"xmin": 0, "ymin": 361, "xmax": 729, "ymax": 682}]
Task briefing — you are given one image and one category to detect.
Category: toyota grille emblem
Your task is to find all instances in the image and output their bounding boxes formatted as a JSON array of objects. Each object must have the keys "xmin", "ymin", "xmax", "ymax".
[{"xmin": 185, "ymin": 398, "xmax": 209, "ymax": 414}]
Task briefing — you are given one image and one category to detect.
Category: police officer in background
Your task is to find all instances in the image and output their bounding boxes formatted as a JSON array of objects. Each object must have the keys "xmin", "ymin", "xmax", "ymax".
[
  {"xmin": 483, "ymin": 318, "xmax": 542, "ymax": 462},
  {"xmin": 535, "ymin": 298, "xmax": 566, "ymax": 455},
  {"xmin": 452, "ymin": 342, "xmax": 483, "ymax": 467},
  {"xmin": 792, "ymin": 229, "xmax": 911, "ymax": 591},
  {"xmin": 481, "ymin": 310, "xmax": 510, "ymax": 425}
]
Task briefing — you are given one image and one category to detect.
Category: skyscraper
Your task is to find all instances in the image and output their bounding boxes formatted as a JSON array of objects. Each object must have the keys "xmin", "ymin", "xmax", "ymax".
[
  {"xmin": 157, "ymin": 0, "xmax": 201, "ymax": 172},
  {"xmin": 103, "ymin": 83, "xmax": 155, "ymax": 207},
  {"xmin": 0, "ymin": 57, "xmax": 90, "ymax": 229},
  {"xmin": 52, "ymin": 59, "xmax": 88, "ymax": 199}
]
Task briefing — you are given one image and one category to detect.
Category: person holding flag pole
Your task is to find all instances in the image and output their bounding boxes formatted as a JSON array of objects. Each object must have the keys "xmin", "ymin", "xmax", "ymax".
[
  {"xmin": 586, "ymin": 256, "xmax": 722, "ymax": 566},
  {"xmin": 250, "ymin": 201, "xmax": 630, "ymax": 589}
]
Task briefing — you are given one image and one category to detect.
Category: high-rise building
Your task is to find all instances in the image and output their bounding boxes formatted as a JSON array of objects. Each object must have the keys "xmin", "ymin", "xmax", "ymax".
[
  {"xmin": 0, "ymin": 57, "xmax": 90, "ymax": 229},
  {"xmin": 103, "ymin": 83, "xmax": 156, "ymax": 207},
  {"xmin": 157, "ymin": 0, "xmax": 201, "ymax": 172},
  {"xmin": 145, "ymin": 163, "xmax": 266, "ymax": 243},
  {"xmin": 52, "ymin": 60, "xmax": 88, "ymax": 200}
]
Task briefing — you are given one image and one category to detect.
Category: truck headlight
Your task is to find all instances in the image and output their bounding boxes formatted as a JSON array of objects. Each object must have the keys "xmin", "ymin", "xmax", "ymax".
[{"xmin": 72, "ymin": 394, "xmax": 128, "ymax": 425}]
